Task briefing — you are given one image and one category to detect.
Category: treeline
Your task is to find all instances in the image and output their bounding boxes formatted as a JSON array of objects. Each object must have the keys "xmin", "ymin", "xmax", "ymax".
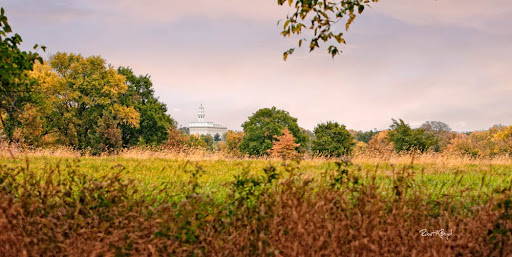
[
  {"xmin": 2, "ymin": 8, "xmax": 511, "ymax": 158},
  {"xmin": 2, "ymin": 53, "xmax": 175, "ymax": 154},
  {"xmin": 168, "ymin": 107, "xmax": 512, "ymax": 159}
]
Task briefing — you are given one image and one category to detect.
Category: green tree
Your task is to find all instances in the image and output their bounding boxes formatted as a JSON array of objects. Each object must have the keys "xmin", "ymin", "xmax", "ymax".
[
  {"xmin": 355, "ymin": 129, "xmax": 378, "ymax": 143},
  {"xmin": 277, "ymin": 0, "xmax": 379, "ymax": 59},
  {"xmin": 312, "ymin": 121, "xmax": 355, "ymax": 157},
  {"xmin": 240, "ymin": 107, "xmax": 306, "ymax": 156},
  {"xmin": 117, "ymin": 67, "xmax": 176, "ymax": 146},
  {"xmin": 38, "ymin": 53, "xmax": 140, "ymax": 154},
  {"xmin": 200, "ymin": 134, "xmax": 215, "ymax": 151},
  {"xmin": 0, "ymin": 8, "xmax": 43, "ymax": 142},
  {"xmin": 387, "ymin": 119, "xmax": 439, "ymax": 153}
]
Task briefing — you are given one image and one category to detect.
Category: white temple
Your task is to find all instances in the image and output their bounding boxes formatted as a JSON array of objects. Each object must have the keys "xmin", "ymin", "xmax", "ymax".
[{"xmin": 187, "ymin": 105, "xmax": 227, "ymax": 137}]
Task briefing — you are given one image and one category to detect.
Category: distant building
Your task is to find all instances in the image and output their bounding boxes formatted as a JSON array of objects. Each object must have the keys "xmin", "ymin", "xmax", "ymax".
[{"xmin": 187, "ymin": 105, "xmax": 227, "ymax": 138}]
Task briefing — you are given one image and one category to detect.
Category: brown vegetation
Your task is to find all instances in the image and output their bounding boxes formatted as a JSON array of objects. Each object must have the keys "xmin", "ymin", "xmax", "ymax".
[
  {"xmin": 268, "ymin": 128, "xmax": 302, "ymax": 160},
  {"xmin": 0, "ymin": 158, "xmax": 511, "ymax": 256}
]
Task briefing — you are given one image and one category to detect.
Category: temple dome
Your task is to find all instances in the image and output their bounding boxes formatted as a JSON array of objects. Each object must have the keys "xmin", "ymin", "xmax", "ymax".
[{"xmin": 187, "ymin": 105, "xmax": 227, "ymax": 137}]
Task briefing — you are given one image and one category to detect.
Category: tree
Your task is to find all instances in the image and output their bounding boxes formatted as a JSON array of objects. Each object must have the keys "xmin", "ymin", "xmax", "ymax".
[
  {"xmin": 187, "ymin": 135, "xmax": 208, "ymax": 149},
  {"xmin": 420, "ymin": 121, "xmax": 454, "ymax": 151},
  {"xmin": 277, "ymin": 0, "xmax": 379, "ymax": 59},
  {"xmin": 240, "ymin": 107, "xmax": 306, "ymax": 156},
  {"xmin": 387, "ymin": 119, "xmax": 439, "ymax": 153},
  {"xmin": 223, "ymin": 130, "xmax": 244, "ymax": 156},
  {"xmin": 213, "ymin": 133, "xmax": 222, "ymax": 142},
  {"xmin": 269, "ymin": 128, "xmax": 302, "ymax": 160},
  {"xmin": 366, "ymin": 130, "xmax": 393, "ymax": 154},
  {"xmin": 117, "ymin": 67, "xmax": 176, "ymax": 146},
  {"xmin": 200, "ymin": 134, "xmax": 215, "ymax": 151},
  {"xmin": 29, "ymin": 53, "xmax": 140, "ymax": 154},
  {"xmin": 0, "ymin": 8, "xmax": 43, "ymax": 142},
  {"xmin": 166, "ymin": 127, "xmax": 189, "ymax": 149},
  {"xmin": 179, "ymin": 127, "xmax": 190, "ymax": 135},
  {"xmin": 420, "ymin": 121, "xmax": 451, "ymax": 133},
  {"xmin": 301, "ymin": 128, "xmax": 315, "ymax": 153},
  {"xmin": 312, "ymin": 121, "xmax": 355, "ymax": 157},
  {"xmin": 354, "ymin": 129, "xmax": 378, "ymax": 143},
  {"xmin": 447, "ymin": 125, "xmax": 512, "ymax": 158}
]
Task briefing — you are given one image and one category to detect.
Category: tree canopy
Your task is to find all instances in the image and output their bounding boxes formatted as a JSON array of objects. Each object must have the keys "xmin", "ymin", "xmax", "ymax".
[
  {"xmin": 11, "ymin": 53, "xmax": 176, "ymax": 154},
  {"xmin": 240, "ymin": 107, "xmax": 306, "ymax": 156},
  {"xmin": 312, "ymin": 121, "xmax": 355, "ymax": 157},
  {"xmin": 117, "ymin": 67, "xmax": 176, "ymax": 147},
  {"xmin": 387, "ymin": 119, "xmax": 439, "ymax": 153},
  {"xmin": 0, "ymin": 7, "xmax": 43, "ymax": 141}
]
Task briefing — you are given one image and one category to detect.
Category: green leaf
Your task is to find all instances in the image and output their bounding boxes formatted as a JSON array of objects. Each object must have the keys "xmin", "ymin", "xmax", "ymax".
[{"xmin": 358, "ymin": 5, "xmax": 365, "ymax": 14}]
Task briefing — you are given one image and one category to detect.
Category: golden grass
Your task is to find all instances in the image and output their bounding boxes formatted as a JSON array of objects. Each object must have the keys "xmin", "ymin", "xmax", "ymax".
[{"xmin": 2, "ymin": 143, "xmax": 511, "ymax": 166}]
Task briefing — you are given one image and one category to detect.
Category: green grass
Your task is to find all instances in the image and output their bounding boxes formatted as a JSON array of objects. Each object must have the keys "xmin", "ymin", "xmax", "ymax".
[{"xmin": 1, "ymin": 156, "xmax": 511, "ymax": 204}]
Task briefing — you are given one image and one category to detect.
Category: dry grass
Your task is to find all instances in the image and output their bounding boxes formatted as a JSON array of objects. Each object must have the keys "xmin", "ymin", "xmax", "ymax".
[
  {"xmin": 0, "ymin": 154, "xmax": 511, "ymax": 256},
  {"xmin": 2, "ymin": 142, "xmax": 512, "ymax": 166}
]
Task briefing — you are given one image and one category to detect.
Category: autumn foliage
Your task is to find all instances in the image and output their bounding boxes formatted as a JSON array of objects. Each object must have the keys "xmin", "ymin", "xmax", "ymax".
[{"xmin": 268, "ymin": 128, "xmax": 301, "ymax": 160}]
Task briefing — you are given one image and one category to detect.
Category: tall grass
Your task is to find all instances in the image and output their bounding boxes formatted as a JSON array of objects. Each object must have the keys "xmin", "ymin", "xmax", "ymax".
[{"xmin": 0, "ymin": 152, "xmax": 511, "ymax": 256}]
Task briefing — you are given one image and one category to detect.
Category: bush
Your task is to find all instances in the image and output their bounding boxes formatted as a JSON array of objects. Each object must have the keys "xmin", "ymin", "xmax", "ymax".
[{"xmin": 312, "ymin": 121, "xmax": 355, "ymax": 157}]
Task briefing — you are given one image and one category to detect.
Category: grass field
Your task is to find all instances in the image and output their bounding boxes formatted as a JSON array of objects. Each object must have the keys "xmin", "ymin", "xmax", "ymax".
[
  {"xmin": 1, "ymin": 150, "xmax": 512, "ymax": 256},
  {"xmin": 1, "ymin": 153, "xmax": 511, "ymax": 202}
]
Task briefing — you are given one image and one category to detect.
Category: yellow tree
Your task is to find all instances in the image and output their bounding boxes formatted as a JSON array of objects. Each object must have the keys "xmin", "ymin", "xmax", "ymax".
[
  {"xmin": 268, "ymin": 128, "xmax": 301, "ymax": 160},
  {"xmin": 26, "ymin": 54, "xmax": 140, "ymax": 154},
  {"xmin": 224, "ymin": 130, "xmax": 244, "ymax": 156}
]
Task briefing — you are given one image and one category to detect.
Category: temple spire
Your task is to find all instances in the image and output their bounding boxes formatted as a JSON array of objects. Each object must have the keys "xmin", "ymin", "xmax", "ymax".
[{"xmin": 197, "ymin": 104, "xmax": 206, "ymax": 122}]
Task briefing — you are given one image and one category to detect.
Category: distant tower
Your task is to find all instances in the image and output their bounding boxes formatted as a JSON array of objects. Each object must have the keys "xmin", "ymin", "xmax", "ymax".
[{"xmin": 197, "ymin": 104, "xmax": 206, "ymax": 122}]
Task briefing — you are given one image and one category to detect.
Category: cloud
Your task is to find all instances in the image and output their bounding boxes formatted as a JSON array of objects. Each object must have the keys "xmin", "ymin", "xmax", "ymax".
[
  {"xmin": 3, "ymin": 0, "xmax": 92, "ymax": 22},
  {"xmin": 375, "ymin": 0, "xmax": 512, "ymax": 33},
  {"xmin": 89, "ymin": 0, "xmax": 288, "ymax": 23},
  {"xmin": 2, "ymin": 0, "xmax": 511, "ymax": 132}
]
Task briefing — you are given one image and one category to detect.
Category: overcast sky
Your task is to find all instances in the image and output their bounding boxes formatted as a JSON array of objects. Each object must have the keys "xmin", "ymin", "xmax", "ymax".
[{"xmin": 3, "ymin": 0, "xmax": 511, "ymax": 131}]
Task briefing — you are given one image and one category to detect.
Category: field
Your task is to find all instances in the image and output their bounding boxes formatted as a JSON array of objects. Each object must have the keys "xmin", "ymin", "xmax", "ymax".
[{"xmin": 1, "ymin": 149, "xmax": 512, "ymax": 256}]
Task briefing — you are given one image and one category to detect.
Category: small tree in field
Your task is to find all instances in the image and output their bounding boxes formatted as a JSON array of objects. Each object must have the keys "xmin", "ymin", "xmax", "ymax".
[
  {"xmin": 312, "ymin": 122, "xmax": 355, "ymax": 157},
  {"xmin": 388, "ymin": 119, "xmax": 439, "ymax": 153},
  {"xmin": 268, "ymin": 129, "xmax": 301, "ymax": 160},
  {"xmin": 223, "ymin": 130, "xmax": 244, "ymax": 156},
  {"xmin": 240, "ymin": 107, "xmax": 306, "ymax": 156}
]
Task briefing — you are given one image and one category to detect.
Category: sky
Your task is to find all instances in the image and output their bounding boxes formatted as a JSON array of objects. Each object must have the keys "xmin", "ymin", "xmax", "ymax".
[{"xmin": 2, "ymin": 0, "xmax": 512, "ymax": 132}]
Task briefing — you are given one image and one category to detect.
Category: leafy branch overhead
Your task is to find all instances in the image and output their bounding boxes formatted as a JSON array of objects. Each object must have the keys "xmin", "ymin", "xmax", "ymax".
[{"xmin": 277, "ymin": 0, "xmax": 379, "ymax": 60}]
